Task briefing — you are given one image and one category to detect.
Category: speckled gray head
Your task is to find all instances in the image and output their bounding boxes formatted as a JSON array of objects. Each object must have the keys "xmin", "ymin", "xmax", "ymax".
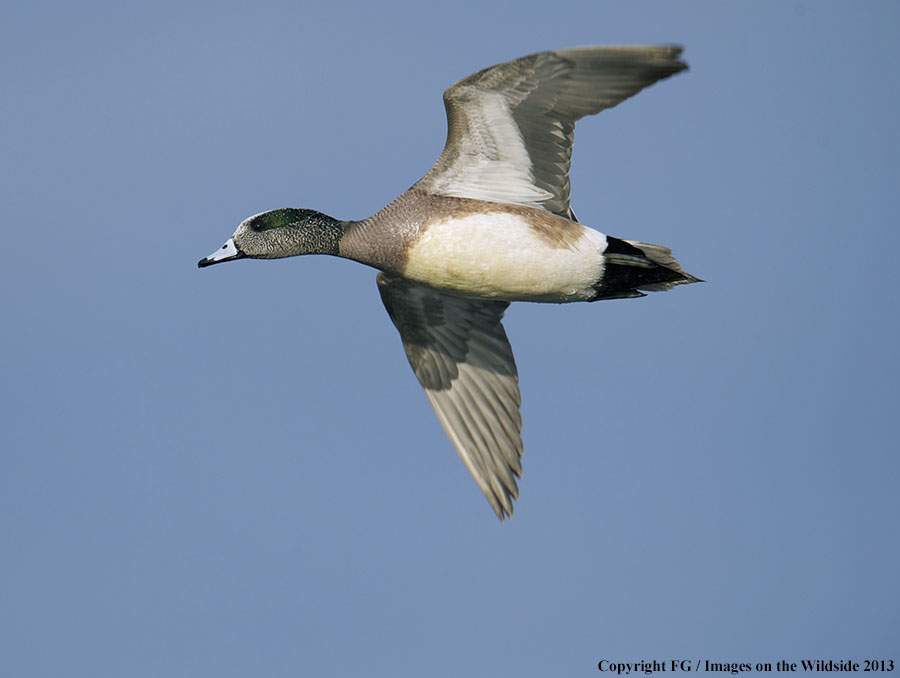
[{"xmin": 197, "ymin": 208, "xmax": 344, "ymax": 268}]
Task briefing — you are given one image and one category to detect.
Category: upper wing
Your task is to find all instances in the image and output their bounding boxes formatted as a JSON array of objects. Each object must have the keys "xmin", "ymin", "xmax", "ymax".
[
  {"xmin": 415, "ymin": 46, "xmax": 687, "ymax": 216},
  {"xmin": 377, "ymin": 273, "xmax": 523, "ymax": 520}
]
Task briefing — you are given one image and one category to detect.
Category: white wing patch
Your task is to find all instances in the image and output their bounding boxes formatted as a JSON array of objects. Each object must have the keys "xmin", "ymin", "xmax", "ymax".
[
  {"xmin": 415, "ymin": 46, "xmax": 688, "ymax": 216},
  {"xmin": 425, "ymin": 91, "xmax": 554, "ymax": 207}
]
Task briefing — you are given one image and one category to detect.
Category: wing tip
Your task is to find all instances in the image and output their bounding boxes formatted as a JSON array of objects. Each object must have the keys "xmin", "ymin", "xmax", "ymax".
[
  {"xmin": 555, "ymin": 44, "xmax": 689, "ymax": 75},
  {"xmin": 490, "ymin": 495, "xmax": 515, "ymax": 522},
  {"xmin": 486, "ymin": 470, "xmax": 521, "ymax": 522}
]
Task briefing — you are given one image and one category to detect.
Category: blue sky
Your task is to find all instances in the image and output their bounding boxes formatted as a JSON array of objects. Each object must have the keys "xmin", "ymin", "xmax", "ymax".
[{"xmin": 2, "ymin": 1, "xmax": 898, "ymax": 676}]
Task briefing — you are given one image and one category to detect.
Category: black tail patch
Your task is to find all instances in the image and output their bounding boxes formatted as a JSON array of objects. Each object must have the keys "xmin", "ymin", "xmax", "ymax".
[{"xmin": 592, "ymin": 236, "xmax": 690, "ymax": 301}]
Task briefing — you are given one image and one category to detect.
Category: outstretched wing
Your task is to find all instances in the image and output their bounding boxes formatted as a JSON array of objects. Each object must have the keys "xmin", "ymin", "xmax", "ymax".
[
  {"xmin": 415, "ymin": 45, "xmax": 687, "ymax": 216},
  {"xmin": 377, "ymin": 273, "xmax": 523, "ymax": 520}
]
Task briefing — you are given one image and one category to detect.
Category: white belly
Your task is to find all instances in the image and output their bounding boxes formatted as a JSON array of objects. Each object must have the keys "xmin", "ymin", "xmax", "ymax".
[{"xmin": 403, "ymin": 213, "xmax": 606, "ymax": 302}]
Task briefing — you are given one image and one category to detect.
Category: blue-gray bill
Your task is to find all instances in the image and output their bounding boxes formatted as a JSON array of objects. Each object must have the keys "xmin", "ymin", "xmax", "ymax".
[{"xmin": 198, "ymin": 238, "xmax": 245, "ymax": 268}]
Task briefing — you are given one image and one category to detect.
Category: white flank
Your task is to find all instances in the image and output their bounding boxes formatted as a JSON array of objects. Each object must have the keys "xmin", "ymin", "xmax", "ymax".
[{"xmin": 404, "ymin": 213, "xmax": 606, "ymax": 302}]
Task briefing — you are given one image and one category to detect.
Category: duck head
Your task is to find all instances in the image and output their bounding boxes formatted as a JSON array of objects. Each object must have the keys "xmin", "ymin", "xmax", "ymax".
[{"xmin": 198, "ymin": 208, "xmax": 344, "ymax": 268}]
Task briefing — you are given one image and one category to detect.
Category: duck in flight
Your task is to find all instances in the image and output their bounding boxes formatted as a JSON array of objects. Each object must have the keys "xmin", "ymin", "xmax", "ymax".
[{"xmin": 199, "ymin": 46, "xmax": 698, "ymax": 520}]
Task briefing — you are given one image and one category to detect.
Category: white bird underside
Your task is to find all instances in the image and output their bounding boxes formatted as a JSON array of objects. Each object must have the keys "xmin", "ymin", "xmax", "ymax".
[{"xmin": 403, "ymin": 212, "xmax": 608, "ymax": 302}]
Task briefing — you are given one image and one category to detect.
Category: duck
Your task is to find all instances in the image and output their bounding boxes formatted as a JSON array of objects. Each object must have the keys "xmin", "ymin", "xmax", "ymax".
[{"xmin": 199, "ymin": 45, "xmax": 699, "ymax": 520}]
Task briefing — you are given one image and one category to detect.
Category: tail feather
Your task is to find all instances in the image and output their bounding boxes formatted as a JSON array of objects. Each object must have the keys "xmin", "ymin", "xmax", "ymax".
[
  {"xmin": 625, "ymin": 240, "xmax": 703, "ymax": 291},
  {"xmin": 594, "ymin": 236, "xmax": 701, "ymax": 300}
]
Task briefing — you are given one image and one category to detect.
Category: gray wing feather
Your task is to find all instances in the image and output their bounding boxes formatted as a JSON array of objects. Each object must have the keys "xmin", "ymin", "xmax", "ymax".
[
  {"xmin": 377, "ymin": 273, "xmax": 523, "ymax": 519},
  {"xmin": 416, "ymin": 45, "xmax": 687, "ymax": 216}
]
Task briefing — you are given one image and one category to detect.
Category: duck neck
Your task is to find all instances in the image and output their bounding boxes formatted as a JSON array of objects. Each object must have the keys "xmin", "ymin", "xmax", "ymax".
[{"xmin": 297, "ymin": 211, "xmax": 348, "ymax": 256}]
